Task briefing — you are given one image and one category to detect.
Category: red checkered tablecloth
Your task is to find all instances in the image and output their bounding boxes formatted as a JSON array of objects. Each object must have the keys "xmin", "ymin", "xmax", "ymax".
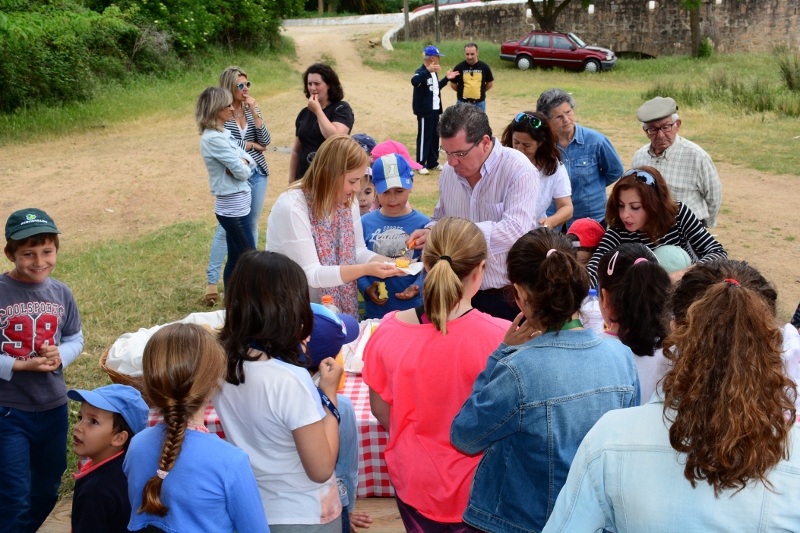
[{"xmin": 146, "ymin": 372, "xmax": 394, "ymax": 498}]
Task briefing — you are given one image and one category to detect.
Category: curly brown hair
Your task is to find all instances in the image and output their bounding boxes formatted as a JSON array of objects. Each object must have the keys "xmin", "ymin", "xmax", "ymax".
[
  {"xmin": 605, "ymin": 166, "xmax": 678, "ymax": 243},
  {"xmin": 662, "ymin": 261, "xmax": 796, "ymax": 496}
]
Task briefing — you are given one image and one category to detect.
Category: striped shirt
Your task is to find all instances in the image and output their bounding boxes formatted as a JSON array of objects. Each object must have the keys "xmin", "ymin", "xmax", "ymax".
[
  {"xmin": 428, "ymin": 138, "xmax": 540, "ymax": 289},
  {"xmin": 586, "ymin": 202, "xmax": 727, "ymax": 287},
  {"xmin": 632, "ymin": 135, "xmax": 721, "ymax": 227},
  {"xmin": 215, "ymin": 190, "xmax": 251, "ymax": 217},
  {"xmin": 224, "ymin": 105, "xmax": 271, "ymax": 176}
]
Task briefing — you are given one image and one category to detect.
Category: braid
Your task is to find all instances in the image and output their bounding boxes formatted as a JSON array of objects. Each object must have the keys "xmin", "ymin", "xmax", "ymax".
[{"xmin": 139, "ymin": 403, "xmax": 190, "ymax": 516}]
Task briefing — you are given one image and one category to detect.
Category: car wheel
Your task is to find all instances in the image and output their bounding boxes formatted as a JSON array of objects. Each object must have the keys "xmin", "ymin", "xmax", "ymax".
[
  {"xmin": 584, "ymin": 59, "xmax": 600, "ymax": 73},
  {"xmin": 516, "ymin": 56, "xmax": 532, "ymax": 71}
]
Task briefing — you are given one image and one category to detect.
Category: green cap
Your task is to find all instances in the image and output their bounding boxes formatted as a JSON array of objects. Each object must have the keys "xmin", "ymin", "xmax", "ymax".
[{"xmin": 5, "ymin": 208, "xmax": 61, "ymax": 241}]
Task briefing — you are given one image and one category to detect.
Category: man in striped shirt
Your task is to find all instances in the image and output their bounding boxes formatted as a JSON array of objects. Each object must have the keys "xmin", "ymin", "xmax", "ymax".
[
  {"xmin": 408, "ymin": 104, "xmax": 539, "ymax": 321},
  {"xmin": 633, "ymin": 96, "xmax": 722, "ymax": 228}
]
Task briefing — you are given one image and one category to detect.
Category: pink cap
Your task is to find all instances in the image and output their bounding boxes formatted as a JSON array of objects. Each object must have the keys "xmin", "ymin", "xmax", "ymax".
[{"xmin": 372, "ymin": 139, "xmax": 423, "ymax": 170}]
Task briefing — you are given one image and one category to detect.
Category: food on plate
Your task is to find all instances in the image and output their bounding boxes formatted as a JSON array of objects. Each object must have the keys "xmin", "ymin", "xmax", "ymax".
[{"xmin": 395, "ymin": 257, "xmax": 411, "ymax": 268}]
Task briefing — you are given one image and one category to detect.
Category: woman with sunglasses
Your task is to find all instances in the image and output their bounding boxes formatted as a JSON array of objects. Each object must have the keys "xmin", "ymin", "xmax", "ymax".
[
  {"xmin": 585, "ymin": 166, "xmax": 726, "ymax": 288},
  {"xmin": 500, "ymin": 111, "xmax": 573, "ymax": 229},
  {"xmin": 290, "ymin": 63, "xmax": 355, "ymax": 183},
  {"xmin": 204, "ymin": 66, "xmax": 272, "ymax": 305}
]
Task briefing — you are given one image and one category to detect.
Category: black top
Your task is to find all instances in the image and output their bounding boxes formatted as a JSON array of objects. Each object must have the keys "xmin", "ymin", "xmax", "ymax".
[
  {"xmin": 452, "ymin": 60, "xmax": 494, "ymax": 103},
  {"xmin": 294, "ymin": 100, "xmax": 355, "ymax": 181},
  {"xmin": 72, "ymin": 453, "xmax": 132, "ymax": 533}
]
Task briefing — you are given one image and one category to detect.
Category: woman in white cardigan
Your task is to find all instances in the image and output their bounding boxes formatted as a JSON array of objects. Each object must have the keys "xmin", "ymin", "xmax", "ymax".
[{"xmin": 267, "ymin": 134, "xmax": 400, "ymax": 317}]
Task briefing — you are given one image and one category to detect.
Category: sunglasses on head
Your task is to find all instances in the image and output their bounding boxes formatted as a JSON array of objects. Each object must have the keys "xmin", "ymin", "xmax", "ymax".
[
  {"xmin": 623, "ymin": 168, "xmax": 657, "ymax": 188},
  {"xmin": 514, "ymin": 112, "xmax": 542, "ymax": 129},
  {"xmin": 237, "ymin": 81, "xmax": 252, "ymax": 90}
]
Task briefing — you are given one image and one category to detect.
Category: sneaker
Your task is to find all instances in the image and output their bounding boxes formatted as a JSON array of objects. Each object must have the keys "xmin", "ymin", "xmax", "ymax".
[
  {"xmin": 418, "ymin": 168, "xmax": 430, "ymax": 175},
  {"xmin": 434, "ymin": 164, "xmax": 444, "ymax": 171}
]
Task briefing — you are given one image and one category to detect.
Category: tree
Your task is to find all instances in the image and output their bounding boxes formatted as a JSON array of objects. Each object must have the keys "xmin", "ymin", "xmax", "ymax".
[
  {"xmin": 526, "ymin": 0, "xmax": 591, "ymax": 32},
  {"xmin": 680, "ymin": 0, "xmax": 703, "ymax": 56}
]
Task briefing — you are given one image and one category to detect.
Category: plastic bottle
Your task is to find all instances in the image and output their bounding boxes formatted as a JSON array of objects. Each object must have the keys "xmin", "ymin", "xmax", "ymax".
[
  {"xmin": 581, "ymin": 288, "xmax": 605, "ymax": 335},
  {"xmin": 321, "ymin": 295, "xmax": 341, "ymax": 315}
]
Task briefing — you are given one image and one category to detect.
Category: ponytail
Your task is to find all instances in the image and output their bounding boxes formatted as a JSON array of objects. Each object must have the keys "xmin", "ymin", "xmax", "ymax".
[{"xmin": 421, "ymin": 218, "xmax": 487, "ymax": 335}]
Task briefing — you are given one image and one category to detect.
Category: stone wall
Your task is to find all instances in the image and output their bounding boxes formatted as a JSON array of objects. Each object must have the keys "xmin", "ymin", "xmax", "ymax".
[{"xmin": 398, "ymin": 0, "xmax": 800, "ymax": 56}]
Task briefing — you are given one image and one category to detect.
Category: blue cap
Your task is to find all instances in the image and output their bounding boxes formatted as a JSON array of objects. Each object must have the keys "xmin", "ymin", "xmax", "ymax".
[
  {"xmin": 68, "ymin": 384, "xmax": 149, "ymax": 434},
  {"xmin": 351, "ymin": 133, "xmax": 377, "ymax": 155},
  {"xmin": 371, "ymin": 154, "xmax": 414, "ymax": 194},
  {"xmin": 305, "ymin": 303, "xmax": 360, "ymax": 367},
  {"xmin": 424, "ymin": 45, "xmax": 444, "ymax": 57}
]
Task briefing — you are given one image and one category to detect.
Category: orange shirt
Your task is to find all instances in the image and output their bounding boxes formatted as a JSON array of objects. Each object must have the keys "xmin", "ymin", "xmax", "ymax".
[{"xmin": 362, "ymin": 310, "xmax": 509, "ymax": 522}]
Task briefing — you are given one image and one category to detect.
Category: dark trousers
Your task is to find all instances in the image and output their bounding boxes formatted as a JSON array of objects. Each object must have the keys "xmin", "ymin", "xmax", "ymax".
[
  {"xmin": 215, "ymin": 213, "xmax": 255, "ymax": 288},
  {"xmin": 416, "ymin": 113, "xmax": 440, "ymax": 170},
  {"xmin": 472, "ymin": 289, "xmax": 520, "ymax": 322},
  {"xmin": 396, "ymin": 495, "xmax": 483, "ymax": 533}
]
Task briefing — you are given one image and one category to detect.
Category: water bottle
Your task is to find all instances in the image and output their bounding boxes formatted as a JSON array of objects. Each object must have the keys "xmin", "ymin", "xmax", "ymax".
[
  {"xmin": 582, "ymin": 288, "xmax": 605, "ymax": 335},
  {"xmin": 321, "ymin": 295, "xmax": 341, "ymax": 315}
]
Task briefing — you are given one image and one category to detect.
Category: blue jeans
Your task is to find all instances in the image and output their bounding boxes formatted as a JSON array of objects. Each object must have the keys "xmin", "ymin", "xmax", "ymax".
[
  {"xmin": 215, "ymin": 213, "xmax": 255, "ymax": 288},
  {"xmin": 0, "ymin": 403, "xmax": 68, "ymax": 533},
  {"xmin": 207, "ymin": 169, "xmax": 267, "ymax": 285},
  {"xmin": 457, "ymin": 99, "xmax": 486, "ymax": 112}
]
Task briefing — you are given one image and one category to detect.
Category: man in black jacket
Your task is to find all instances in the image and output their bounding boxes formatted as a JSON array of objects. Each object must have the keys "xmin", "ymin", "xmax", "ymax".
[{"xmin": 411, "ymin": 45, "xmax": 458, "ymax": 175}]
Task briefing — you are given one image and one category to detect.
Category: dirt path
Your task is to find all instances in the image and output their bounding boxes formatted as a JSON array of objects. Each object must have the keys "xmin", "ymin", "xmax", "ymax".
[{"xmin": 0, "ymin": 24, "xmax": 797, "ymax": 317}]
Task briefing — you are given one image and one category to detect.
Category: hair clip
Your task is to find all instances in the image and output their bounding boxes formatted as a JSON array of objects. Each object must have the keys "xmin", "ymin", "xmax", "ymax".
[
  {"xmin": 634, "ymin": 257, "xmax": 648, "ymax": 265},
  {"xmin": 546, "ymin": 249, "xmax": 557, "ymax": 257},
  {"xmin": 156, "ymin": 469, "xmax": 169, "ymax": 480},
  {"xmin": 607, "ymin": 251, "xmax": 620, "ymax": 275},
  {"xmin": 723, "ymin": 278, "xmax": 740, "ymax": 286}
]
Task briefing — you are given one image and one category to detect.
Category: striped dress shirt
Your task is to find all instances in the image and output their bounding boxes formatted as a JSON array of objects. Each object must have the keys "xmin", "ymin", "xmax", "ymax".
[
  {"xmin": 632, "ymin": 135, "xmax": 721, "ymax": 227},
  {"xmin": 224, "ymin": 105, "xmax": 271, "ymax": 176},
  {"xmin": 428, "ymin": 138, "xmax": 539, "ymax": 289},
  {"xmin": 586, "ymin": 201, "xmax": 727, "ymax": 287}
]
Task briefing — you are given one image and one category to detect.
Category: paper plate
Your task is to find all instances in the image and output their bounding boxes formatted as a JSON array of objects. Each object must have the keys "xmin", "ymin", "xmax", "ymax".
[{"xmin": 385, "ymin": 261, "xmax": 424, "ymax": 276}]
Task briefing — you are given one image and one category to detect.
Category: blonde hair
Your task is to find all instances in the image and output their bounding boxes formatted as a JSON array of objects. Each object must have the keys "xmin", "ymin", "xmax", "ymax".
[
  {"xmin": 421, "ymin": 217, "xmax": 487, "ymax": 334},
  {"xmin": 219, "ymin": 66, "xmax": 247, "ymax": 97},
  {"xmin": 293, "ymin": 134, "xmax": 369, "ymax": 219},
  {"xmin": 195, "ymin": 86, "xmax": 232, "ymax": 134},
  {"xmin": 138, "ymin": 323, "xmax": 227, "ymax": 516}
]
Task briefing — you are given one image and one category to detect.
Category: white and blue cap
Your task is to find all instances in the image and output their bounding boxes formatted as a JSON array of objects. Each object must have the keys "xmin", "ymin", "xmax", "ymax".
[
  {"xmin": 304, "ymin": 303, "xmax": 360, "ymax": 367},
  {"xmin": 67, "ymin": 384, "xmax": 149, "ymax": 434},
  {"xmin": 371, "ymin": 154, "xmax": 414, "ymax": 194}
]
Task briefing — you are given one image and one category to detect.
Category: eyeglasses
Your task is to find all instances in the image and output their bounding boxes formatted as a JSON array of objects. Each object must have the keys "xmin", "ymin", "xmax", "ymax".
[
  {"xmin": 237, "ymin": 81, "xmax": 252, "ymax": 90},
  {"xmin": 440, "ymin": 140, "xmax": 481, "ymax": 159},
  {"xmin": 622, "ymin": 168, "xmax": 657, "ymax": 188},
  {"xmin": 515, "ymin": 112, "xmax": 542, "ymax": 129},
  {"xmin": 644, "ymin": 122, "xmax": 675, "ymax": 136}
]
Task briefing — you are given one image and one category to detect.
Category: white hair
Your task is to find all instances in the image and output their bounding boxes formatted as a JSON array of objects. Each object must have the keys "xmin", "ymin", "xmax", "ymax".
[{"xmin": 641, "ymin": 113, "xmax": 679, "ymax": 128}]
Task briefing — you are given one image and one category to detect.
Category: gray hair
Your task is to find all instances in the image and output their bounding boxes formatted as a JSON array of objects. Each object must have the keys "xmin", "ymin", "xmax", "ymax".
[
  {"xmin": 465, "ymin": 42, "xmax": 478, "ymax": 51},
  {"xmin": 195, "ymin": 87, "xmax": 232, "ymax": 134},
  {"xmin": 423, "ymin": 55, "xmax": 436, "ymax": 61},
  {"xmin": 641, "ymin": 113, "xmax": 680, "ymax": 128},
  {"xmin": 219, "ymin": 66, "xmax": 248, "ymax": 97},
  {"xmin": 439, "ymin": 104, "xmax": 492, "ymax": 143},
  {"xmin": 536, "ymin": 88, "xmax": 576, "ymax": 118}
]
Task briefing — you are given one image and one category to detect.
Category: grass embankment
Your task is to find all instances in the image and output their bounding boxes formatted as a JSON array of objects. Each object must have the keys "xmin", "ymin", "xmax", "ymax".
[
  {"xmin": 0, "ymin": 41, "xmax": 297, "ymax": 147},
  {"xmin": 363, "ymin": 41, "xmax": 800, "ymax": 176}
]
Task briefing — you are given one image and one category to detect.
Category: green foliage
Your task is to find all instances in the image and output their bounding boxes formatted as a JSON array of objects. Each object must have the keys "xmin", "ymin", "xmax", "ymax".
[
  {"xmin": 697, "ymin": 37, "xmax": 714, "ymax": 59},
  {"xmin": 773, "ymin": 44, "xmax": 800, "ymax": 92}
]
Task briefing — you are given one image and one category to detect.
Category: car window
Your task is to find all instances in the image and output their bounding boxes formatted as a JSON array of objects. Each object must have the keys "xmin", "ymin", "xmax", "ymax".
[
  {"xmin": 519, "ymin": 35, "xmax": 532, "ymax": 46},
  {"xmin": 553, "ymin": 36, "xmax": 573, "ymax": 50},
  {"xmin": 533, "ymin": 34, "xmax": 550, "ymax": 48}
]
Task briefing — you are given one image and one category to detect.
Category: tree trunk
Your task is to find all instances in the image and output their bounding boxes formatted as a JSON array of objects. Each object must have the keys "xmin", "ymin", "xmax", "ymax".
[
  {"xmin": 404, "ymin": 0, "xmax": 410, "ymax": 41},
  {"xmin": 690, "ymin": 7, "xmax": 701, "ymax": 56},
  {"xmin": 318, "ymin": 0, "xmax": 323, "ymax": 15},
  {"xmin": 434, "ymin": 0, "xmax": 440, "ymax": 43}
]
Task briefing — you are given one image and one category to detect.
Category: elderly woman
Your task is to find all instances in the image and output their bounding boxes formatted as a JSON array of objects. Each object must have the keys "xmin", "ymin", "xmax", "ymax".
[
  {"xmin": 543, "ymin": 260, "xmax": 800, "ymax": 531},
  {"xmin": 205, "ymin": 66, "xmax": 272, "ymax": 305},
  {"xmin": 267, "ymin": 135, "xmax": 400, "ymax": 317},
  {"xmin": 195, "ymin": 87, "xmax": 255, "ymax": 289},
  {"xmin": 290, "ymin": 63, "xmax": 355, "ymax": 183}
]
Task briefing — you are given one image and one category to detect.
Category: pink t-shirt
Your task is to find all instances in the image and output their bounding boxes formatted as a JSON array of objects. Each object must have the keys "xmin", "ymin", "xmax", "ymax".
[{"xmin": 362, "ymin": 309, "xmax": 509, "ymax": 522}]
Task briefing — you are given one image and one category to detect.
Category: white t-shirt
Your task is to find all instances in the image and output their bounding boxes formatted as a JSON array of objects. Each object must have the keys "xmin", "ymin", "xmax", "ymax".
[
  {"xmin": 534, "ymin": 162, "xmax": 571, "ymax": 222},
  {"xmin": 214, "ymin": 359, "xmax": 341, "ymax": 525},
  {"xmin": 634, "ymin": 347, "xmax": 670, "ymax": 404}
]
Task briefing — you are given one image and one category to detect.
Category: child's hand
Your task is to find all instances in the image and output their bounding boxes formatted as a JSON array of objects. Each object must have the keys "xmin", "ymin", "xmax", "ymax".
[
  {"xmin": 317, "ymin": 357, "xmax": 344, "ymax": 397},
  {"xmin": 395, "ymin": 285, "xmax": 419, "ymax": 300},
  {"xmin": 38, "ymin": 344, "xmax": 60, "ymax": 360},
  {"xmin": 365, "ymin": 282, "xmax": 389, "ymax": 306},
  {"xmin": 504, "ymin": 313, "xmax": 541, "ymax": 346},
  {"xmin": 350, "ymin": 511, "xmax": 373, "ymax": 531},
  {"xmin": 13, "ymin": 355, "xmax": 62, "ymax": 373}
]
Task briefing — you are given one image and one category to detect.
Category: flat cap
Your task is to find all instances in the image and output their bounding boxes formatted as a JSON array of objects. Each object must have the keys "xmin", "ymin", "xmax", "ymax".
[{"xmin": 636, "ymin": 96, "xmax": 678, "ymax": 123}]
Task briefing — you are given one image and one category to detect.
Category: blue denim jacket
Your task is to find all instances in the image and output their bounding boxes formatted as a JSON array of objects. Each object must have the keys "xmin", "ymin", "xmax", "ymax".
[
  {"xmin": 201, "ymin": 128, "xmax": 254, "ymax": 197},
  {"xmin": 548, "ymin": 124, "xmax": 623, "ymax": 229},
  {"xmin": 543, "ymin": 400, "xmax": 800, "ymax": 532},
  {"xmin": 451, "ymin": 329, "xmax": 639, "ymax": 533}
]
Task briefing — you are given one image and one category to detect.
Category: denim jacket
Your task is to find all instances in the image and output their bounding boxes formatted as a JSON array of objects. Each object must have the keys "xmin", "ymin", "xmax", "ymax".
[
  {"xmin": 201, "ymin": 128, "xmax": 254, "ymax": 197},
  {"xmin": 548, "ymin": 124, "xmax": 623, "ymax": 229},
  {"xmin": 451, "ymin": 329, "xmax": 639, "ymax": 533},
  {"xmin": 543, "ymin": 400, "xmax": 800, "ymax": 532}
]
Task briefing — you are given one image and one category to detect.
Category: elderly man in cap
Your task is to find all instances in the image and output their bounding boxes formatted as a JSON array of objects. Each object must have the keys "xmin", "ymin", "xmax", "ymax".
[
  {"xmin": 633, "ymin": 96, "xmax": 722, "ymax": 227},
  {"xmin": 411, "ymin": 45, "xmax": 458, "ymax": 175}
]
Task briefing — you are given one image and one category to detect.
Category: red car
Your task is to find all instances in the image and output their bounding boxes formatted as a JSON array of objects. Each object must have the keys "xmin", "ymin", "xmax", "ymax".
[{"xmin": 500, "ymin": 31, "xmax": 616, "ymax": 72}]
